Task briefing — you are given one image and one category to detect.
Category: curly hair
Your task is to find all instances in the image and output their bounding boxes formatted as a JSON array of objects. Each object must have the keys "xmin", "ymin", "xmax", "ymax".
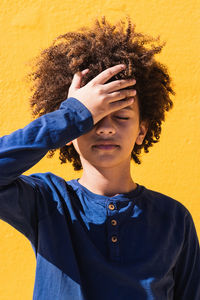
[{"xmin": 28, "ymin": 17, "xmax": 175, "ymax": 171}]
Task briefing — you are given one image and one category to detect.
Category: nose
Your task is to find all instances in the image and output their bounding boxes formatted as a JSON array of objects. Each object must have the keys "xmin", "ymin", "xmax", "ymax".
[{"xmin": 95, "ymin": 116, "xmax": 116, "ymax": 136}]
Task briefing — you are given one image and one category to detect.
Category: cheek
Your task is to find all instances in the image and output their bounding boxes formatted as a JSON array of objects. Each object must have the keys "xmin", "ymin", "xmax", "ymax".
[
  {"xmin": 124, "ymin": 128, "xmax": 140, "ymax": 148},
  {"xmin": 72, "ymin": 129, "xmax": 94, "ymax": 151},
  {"xmin": 72, "ymin": 137, "xmax": 88, "ymax": 155}
]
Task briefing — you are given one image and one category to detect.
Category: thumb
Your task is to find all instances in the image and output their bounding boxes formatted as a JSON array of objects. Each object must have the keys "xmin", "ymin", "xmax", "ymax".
[{"xmin": 70, "ymin": 69, "xmax": 89, "ymax": 90}]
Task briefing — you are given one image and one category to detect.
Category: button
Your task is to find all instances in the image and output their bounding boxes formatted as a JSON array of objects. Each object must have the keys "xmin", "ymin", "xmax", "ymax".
[
  {"xmin": 111, "ymin": 236, "xmax": 118, "ymax": 243},
  {"xmin": 111, "ymin": 219, "xmax": 117, "ymax": 226},
  {"xmin": 108, "ymin": 203, "xmax": 115, "ymax": 210}
]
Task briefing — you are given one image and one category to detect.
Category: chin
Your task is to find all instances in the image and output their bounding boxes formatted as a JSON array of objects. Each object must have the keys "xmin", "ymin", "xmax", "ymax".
[{"xmin": 90, "ymin": 158, "xmax": 126, "ymax": 169}]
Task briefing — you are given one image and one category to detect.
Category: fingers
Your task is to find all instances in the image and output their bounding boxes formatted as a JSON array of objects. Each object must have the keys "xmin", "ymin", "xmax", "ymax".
[
  {"xmin": 90, "ymin": 64, "xmax": 126, "ymax": 85},
  {"xmin": 70, "ymin": 72, "xmax": 82, "ymax": 90},
  {"xmin": 103, "ymin": 78, "xmax": 136, "ymax": 93},
  {"xmin": 81, "ymin": 68, "xmax": 90, "ymax": 76},
  {"xmin": 107, "ymin": 88, "xmax": 137, "ymax": 102},
  {"xmin": 109, "ymin": 97, "xmax": 135, "ymax": 111},
  {"xmin": 70, "ymin": 69, "xmax": 89, "ymax": 90}
]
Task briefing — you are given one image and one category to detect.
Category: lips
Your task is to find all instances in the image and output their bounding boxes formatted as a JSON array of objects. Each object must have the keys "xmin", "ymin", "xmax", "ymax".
[{"xmin": 92, "ymin": 142, "xmax": 119, "ymax": 150}]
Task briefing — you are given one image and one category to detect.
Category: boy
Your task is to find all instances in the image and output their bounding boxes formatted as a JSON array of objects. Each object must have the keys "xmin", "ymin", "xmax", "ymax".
[{"xmin": 0, "ymin": 18, "xmax": 200, "ymax": 299}]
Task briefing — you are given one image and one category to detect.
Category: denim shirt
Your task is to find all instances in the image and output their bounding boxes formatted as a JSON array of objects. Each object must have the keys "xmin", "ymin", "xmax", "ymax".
[{"xmin": 0, "ymin": 97, "xmax": 200, "ymax": 299}]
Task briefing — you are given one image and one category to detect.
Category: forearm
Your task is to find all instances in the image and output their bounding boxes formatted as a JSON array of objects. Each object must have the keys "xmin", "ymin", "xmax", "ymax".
[{"xmin": 0, "ymin": 97, "xmax": 93, "ymax": 186}]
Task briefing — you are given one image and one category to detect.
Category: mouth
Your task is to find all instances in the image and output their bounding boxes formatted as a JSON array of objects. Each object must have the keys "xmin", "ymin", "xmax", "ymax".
[{"xmin": 92, "ymin": 144, "xmax": 119, "ymax": 150}]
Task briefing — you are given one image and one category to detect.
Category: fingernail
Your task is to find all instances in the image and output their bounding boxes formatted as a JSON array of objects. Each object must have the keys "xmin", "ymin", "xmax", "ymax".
[{"xmin": 82, "ymin": 69, "xmax": 89, "ymax": 74}]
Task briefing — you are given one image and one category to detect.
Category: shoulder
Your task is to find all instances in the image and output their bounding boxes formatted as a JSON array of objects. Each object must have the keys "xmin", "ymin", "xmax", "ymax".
[
  {"xmin": 20, "ymin": 172, "xmax": 68, "ymax": 193},
  {"xmin": 28, "ymin": 171, "xmax": 64, "ymax": 183},
  {"xmin": 139, "ymin": 185, "xmax": 191, "ymax": 221},
  {"xmin": 21, "ymin": 172, "xmax": 74, "ymax": 217},
  {"xmin": 138, "ymin": 186, "xmax": 197, "ymax": 245}
]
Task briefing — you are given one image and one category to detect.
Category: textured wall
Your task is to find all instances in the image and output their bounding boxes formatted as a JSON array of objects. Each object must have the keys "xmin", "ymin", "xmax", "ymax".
[{"xmin": 0, "ymin": 0, "xmax": 200, "ymax": 298}]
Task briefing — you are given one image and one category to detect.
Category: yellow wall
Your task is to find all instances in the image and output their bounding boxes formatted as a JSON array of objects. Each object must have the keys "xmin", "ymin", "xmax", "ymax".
[{"xmin": 0, "ymin": 0, "xmax": 199, "ymax": 298}]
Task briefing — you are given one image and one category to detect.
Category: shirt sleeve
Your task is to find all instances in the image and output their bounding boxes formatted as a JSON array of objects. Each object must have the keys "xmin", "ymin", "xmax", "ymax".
[
  {"xmin": 0, "ymin": 97, "xmax": 93, "ymax": 186},
  {"xmin": 173, "ymin": 211, "xmax": 200, "ymax": 299},
  {"xmin": 0, "ymin": 97, "xmax": 93, "ymax": 244}
]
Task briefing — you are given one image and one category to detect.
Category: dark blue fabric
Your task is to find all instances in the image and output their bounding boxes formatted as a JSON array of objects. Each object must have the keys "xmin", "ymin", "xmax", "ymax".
[{"xmin": 0, "ymin": 97, "xmax": 199, "ymax": 299}]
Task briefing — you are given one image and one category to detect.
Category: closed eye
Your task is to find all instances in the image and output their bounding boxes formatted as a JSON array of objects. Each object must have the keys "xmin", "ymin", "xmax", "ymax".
[{"xmin": 116, "ymin": 117, "xmax": 129, "ymax": 120}]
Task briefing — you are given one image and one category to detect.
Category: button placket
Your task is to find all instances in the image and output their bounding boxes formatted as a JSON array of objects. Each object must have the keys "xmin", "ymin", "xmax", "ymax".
[
  {"xmin": 108, "ymin": 203, "xmax": 115, "ymax": 211},
  {"xmin": 111, "ymin": 219, "xmax": 117, "ymax": 226},
  {"xmin": 106, "ymin": 201, "xmax": 120, "ymax": 261}
]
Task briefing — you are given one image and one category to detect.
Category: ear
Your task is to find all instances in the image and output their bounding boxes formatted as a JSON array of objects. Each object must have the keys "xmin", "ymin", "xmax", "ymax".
[
  {"xmin": 66, "ymin": 141, "xmax": 73, "ymax": 146},
  {"xmin": 135, "ymin": 121, "xmax": 149, "ymax": 145}
]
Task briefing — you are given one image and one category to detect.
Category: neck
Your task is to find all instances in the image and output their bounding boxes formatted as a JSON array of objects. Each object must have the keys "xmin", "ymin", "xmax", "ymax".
[{"xmin": 78, "ymin": 160, "xmax": 136, "ymax": 197}]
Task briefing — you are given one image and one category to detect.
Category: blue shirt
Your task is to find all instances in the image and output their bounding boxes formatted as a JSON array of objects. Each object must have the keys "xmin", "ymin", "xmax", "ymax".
[{"xmin": 0, "ymin": 97, "xmax": 200, "ymax": 300}]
